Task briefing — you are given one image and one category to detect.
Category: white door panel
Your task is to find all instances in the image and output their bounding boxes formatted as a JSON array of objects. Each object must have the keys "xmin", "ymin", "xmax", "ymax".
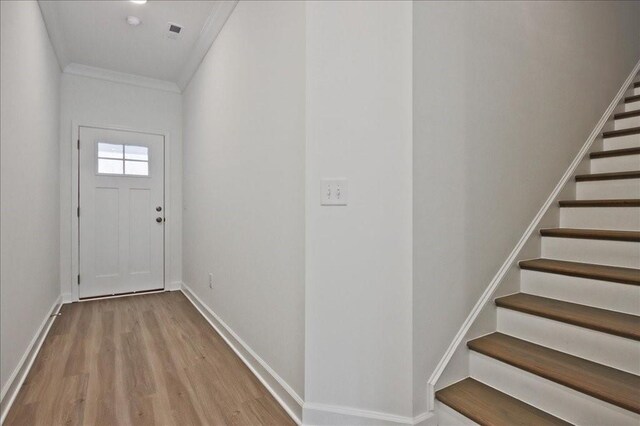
[{"xmin": 79, "ymin": 127, "xmax": 164, "ymax": 298}]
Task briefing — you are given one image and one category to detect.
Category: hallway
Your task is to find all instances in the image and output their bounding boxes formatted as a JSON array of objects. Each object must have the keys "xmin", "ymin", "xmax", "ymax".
[
  {"xmin": 4, "ymin": 292, "xmax": 293, "ymax": 425},
  {"xmin": 2, "ymin": 1, "xmax": 639, "ymax": 424}
]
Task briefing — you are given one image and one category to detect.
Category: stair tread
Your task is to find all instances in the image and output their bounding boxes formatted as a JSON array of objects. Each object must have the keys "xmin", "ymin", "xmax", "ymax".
[
  {"xmin": 614, "ymin": 109, "xmax": 640, "ymax": 120},
  {"xmin": 575, "ymin": 170, "xmax": 640, "ymax": 181},
  {"xmin": 436, "ymin": 378, "xmax": 572, "ymax": 426},
  {"xmin": 626, "ymin": 94, "xmax": 640, "ymax": 103},
  {"xmin": 558, "ymin": 199, "xmax": 640, "ymax": 208},
  {"xmin": 468, "ymin": 333, "xmax": 640, "ymax": 413},
  {"xmin": 540, "ymin": 228, "xmax": 640, "ymax": 242},
  {"xmin": 495, "ymin": 293, "xmax": 640, "ymax": 340},
  {"xmin": 603, "ymin": 127, "xmax": 640, "ymax": 138},
  {"xmin": 519, "ymin": 258, "xmax": 640, "ymax": 285},
  {"xmin": 590, "ymin": 147, "xmax": 640, "ymax": 158}
]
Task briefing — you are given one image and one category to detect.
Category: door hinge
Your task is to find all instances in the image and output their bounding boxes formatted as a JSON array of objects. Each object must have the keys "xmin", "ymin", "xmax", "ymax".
[
  {"xmin": 77, "ymin": 275, "xmax": 80, "ymax": 285},
  {"xmin": 77, "ymin": 207, "xmax": 80, "ymax": 217},
  {"xmin": 77, "ymin": 139, "xmax": 80, "ymax": 149}
]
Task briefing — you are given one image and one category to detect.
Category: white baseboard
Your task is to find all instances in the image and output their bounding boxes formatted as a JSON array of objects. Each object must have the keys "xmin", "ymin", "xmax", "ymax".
[
  {"xmin": 303, "ymin": 403, "xmax": 434, "ymax": 426},
  {"xmin": 413, "ymin": 411, "xmax": 436, "ymax": 426},
  {"xmin": 61, "ymin": 292, "xmax": 73, "ymax": 303},
  {"xmin": 1, "ymin": 286, "xmax": 432, "ymax": 426},
  {"xmin": 425, "ymin": 58, "xmax": 640, "ymax": 410},
  {"xmin": 181, "ymin": 282, "xmax": 434, "ymax": 426},
  {"xmin": 0, "ymin": 295, "xmax": 63, "ymax": 424},
  {"xmin": 166, "ymin": 280, "xmax": 182, "ymax": 291},
  {"xmin": 180, "ymin": 282, "xmax": 303, "ymax": 424}
]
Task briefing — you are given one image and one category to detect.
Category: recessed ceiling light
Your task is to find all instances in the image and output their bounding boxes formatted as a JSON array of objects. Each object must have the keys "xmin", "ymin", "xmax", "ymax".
[
  {"xmin": 130, "ymin": 0, "xmax": 147, "ymax": 4},
  {"xmin": 127, "ymin": 15, "xmax": 142, "ymax": 26}
]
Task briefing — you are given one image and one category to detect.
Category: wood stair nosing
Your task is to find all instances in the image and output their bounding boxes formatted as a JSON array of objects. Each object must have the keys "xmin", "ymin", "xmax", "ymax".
[
  {"xmin": 435, "ymin": 378, "xmax": 572, "ymax": 426},
  {"xmin": 626, "ymin": 94, "xmax": 640, "ymax": 103},
  {"xmin": 590, "ymin": 147, "xmax": 640, "ymax": 159},
  {"xmin": 539, "ymin": 228, "xmax": 640, "ymax": 242},
  {"xmin": 495, "ymin": 293, "xmax": 640, "ymax": 340},
  {"xmin": 614, "ymin": 109, "xmax": 640, "ymax": 120},
  {"xmin": 467, "ymin": 333, "xmax": 640, "ymax": 414},
  {"xmin": 575, "ymin": 170, "xmax": 640, "ymax": 182},
  {"xmin": 603, "ymin": 126, "xmax": 640, "ymax": 138},
  {"xmin": 518, "ymin": 258, "xmax": 640, "ymax": 286},
  {"xmin": 558, "ymin": 199, "xmax": 640, "ymax": 208}
]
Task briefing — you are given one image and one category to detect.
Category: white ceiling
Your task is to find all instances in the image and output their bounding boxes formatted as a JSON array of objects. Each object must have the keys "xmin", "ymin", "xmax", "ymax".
[{"xmin": 38, "ymin": 1, "xmax": 236, "ymax": 90}]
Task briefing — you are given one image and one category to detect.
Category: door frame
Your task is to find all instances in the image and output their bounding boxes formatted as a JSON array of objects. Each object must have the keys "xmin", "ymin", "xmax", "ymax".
[{"xmin": 70, "ymin": 121, "xmax": 171, "ymax": 301}]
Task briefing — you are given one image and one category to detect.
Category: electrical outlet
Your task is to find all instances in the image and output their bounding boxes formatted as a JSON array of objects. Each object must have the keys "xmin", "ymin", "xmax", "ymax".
[
  {"xmin": 321, "ymin": 178, "xmax": 348, "ymax": 206},
  {"xmin": 209, "ymin": 273, "xmax": 214, "ymax": 289}
]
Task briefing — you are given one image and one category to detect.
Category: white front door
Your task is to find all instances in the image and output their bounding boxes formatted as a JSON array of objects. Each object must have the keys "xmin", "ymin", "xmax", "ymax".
[{"xmin": 79, "ymin": 127, "xmax": 164, "ymax": 298}]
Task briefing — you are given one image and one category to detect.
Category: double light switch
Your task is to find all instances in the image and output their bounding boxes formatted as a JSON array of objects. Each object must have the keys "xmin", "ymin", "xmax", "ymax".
[{"xmin": 321, "ymin": 179, "xmax": 348, "ymax": 206}]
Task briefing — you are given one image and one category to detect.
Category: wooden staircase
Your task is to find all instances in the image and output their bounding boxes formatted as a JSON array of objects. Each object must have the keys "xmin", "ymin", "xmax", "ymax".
[{"xmin": 435, "ymin": 79, "xmax": 640, "ymax": 424}]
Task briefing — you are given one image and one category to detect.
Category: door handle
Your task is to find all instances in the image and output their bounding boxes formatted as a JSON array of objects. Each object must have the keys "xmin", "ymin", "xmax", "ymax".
[
  {"xmin": 156, "ymin": 217, "xmax": 163, "ymax": 223},
  {"xmin": 156, "ymin": 206, "xmax": 162, "ymax": 212}
]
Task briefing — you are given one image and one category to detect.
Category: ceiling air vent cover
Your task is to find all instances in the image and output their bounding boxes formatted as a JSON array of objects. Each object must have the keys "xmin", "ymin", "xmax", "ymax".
[{"xmin": 167, "ymin": 22, "xmax": 183, "ymax": 39}]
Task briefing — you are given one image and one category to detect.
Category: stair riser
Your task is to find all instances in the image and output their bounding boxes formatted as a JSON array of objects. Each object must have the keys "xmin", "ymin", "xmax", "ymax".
[
  {"xmin": 576, "ymin": 179, "xmax": 640, "ymax": 200},
  {"xmin": 541, "ymin": 237, "xmax": 640, "ymax": 268},
  {"xmin": 633, "ymin": 87, "xmax": 640, "ymax": 96},
  {"xmin": 521, "ymin": 270, "xmax": 640, "ymax": 315},
  {"xmin": 469, "ymin": 352, "xmax": 640, "ymax": 426},
  {"xmin": 435, "ymin": 401, "xmax": 478, "ymax": 426},
  {"xmin": 497, "ymin": 308, "xmax": 640, "ymax": 374},
  {"xmin": 626, "ymin": 97, "xmax": 640, "ymax": 110},
  {"xmin": 590, "ymin": 154, "xmax": 640, "ymax": 173},
  {"xmin": 560, "ymin": 206, "xmax": 640, "ymax": 230},
  {"xmin": 614, "ymin": 116, "xmax": 640, "ymax": 130},
  {"xmin": 560, "ymin": 206, "xmax": 640, "ymax": 231},
  {"xmin": 603, "ymin": 133, "xmax": 640, "ymax": 150}
]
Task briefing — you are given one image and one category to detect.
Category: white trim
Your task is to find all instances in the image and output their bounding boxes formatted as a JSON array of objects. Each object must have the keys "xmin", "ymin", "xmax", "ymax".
[
  {"xmin": 70, "ymin": 122, "xmax": 172, "ymax": 302},
  {"xmin": 61, "ymin": 292, "xmax": 73, "ymax": 304},
  {"xmin": 180, "ymin": 283, "xmax": 303, "ymax": 425},
  {"xmin": 425, "ymin": 59, "xmax": 640, "ymax": 411},
  {"xmin": 176, "ymin": 0, "xmax": 238, "ymax": 90},
  {"xmin": 166, "ymin": 280, "xmax": 183, "ymax": 291},
  {"xmin": 38, "ymin": 1, "xmax": 236, "ymax": 93},
  {"xmin": 0, "ymin": 295, "xmax": 63, "ymax": 424},
  {"xmin": 412, "ymin": 411, "xmax": 434, "ymax": 426},
  {"xmin": 63, "ymin": 63, "xmax": 181, "ymax": 94},
  {"xmin": 303, "ymin": 403, "xmax": 433, "ymax": 426},
  {"xmin": 304, "ymin": 403, "xmax": 411, "ymax": 424},
  {"xmin": 181, "ymin": 284, "xmax": 432, "ymax": 426}
]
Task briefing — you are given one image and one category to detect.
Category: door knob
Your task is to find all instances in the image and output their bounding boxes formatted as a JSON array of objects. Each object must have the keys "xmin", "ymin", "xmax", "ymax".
[
  {"xmin": 156, "ymin": 206, "xmax": 162, "ymax": 212},
  {"xmin": 156, "ymin": 217, "xmax": 163, "ymax": 223}
]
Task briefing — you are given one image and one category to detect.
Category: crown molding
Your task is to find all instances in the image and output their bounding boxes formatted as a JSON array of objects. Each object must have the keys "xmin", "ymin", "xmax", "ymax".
[
  {"xmin": 63, "ymin": 63, "xmax": 181, "ymax": 94},
  {"xmin": 176, "ymin": 0, "xmax": 238, "ymax": 91},
  {"xmin": 38, "ymin": 1, "xmax": 236, "ymax": 93}
]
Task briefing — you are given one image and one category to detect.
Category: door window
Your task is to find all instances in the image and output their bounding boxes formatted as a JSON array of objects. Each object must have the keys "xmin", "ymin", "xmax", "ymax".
[{"xmin": 97, "ymin": 142, "xmax": 149, "ymax": 176}]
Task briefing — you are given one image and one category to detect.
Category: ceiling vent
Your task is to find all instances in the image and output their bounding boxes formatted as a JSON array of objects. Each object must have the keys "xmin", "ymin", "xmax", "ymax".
[{"xmin": 167, "ymin": 23, "xmax": 183, "ymax": 40}]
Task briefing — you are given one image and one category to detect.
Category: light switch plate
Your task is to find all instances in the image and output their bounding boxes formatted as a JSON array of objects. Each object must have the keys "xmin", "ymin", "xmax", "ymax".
[{"xmin": 321, "ymin": 178, "xmax": 348, "ymax": 206}]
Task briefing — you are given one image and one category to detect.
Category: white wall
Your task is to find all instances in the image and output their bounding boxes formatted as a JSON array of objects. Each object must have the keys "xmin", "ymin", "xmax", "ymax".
[
  {"xmin": 304, "ymin": 1, "xmax": 414, "ymax": 421},
  {"xmin": 413, "ymin": 0, "xmax": 640, "ymax": 415},
  {"xmin": 59, "ymin": 73, "xmax": 182, "ymax": 299},
  {"xmin": 182, "ymin": 0, "xmax": 306, "ymax": 408},
  {"xmin": 0, "ymin": 0, "xmax": 61, "ymax": 395},
  {"xmin": 182, "ymin": 3, "xmax": 414, "ymax": 423}
]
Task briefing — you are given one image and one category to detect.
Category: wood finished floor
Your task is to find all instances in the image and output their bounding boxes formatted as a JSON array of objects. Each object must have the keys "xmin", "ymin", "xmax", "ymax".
[{"xmin": 4, "ymin": 291, "xmax": 295, "ymax": 426}]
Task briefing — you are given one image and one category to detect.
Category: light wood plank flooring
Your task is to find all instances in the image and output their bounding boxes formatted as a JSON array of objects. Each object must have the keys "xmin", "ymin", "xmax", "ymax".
[{"xmin": 4, "ymin": 291, "xmax": 295, "ymax": 425}]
